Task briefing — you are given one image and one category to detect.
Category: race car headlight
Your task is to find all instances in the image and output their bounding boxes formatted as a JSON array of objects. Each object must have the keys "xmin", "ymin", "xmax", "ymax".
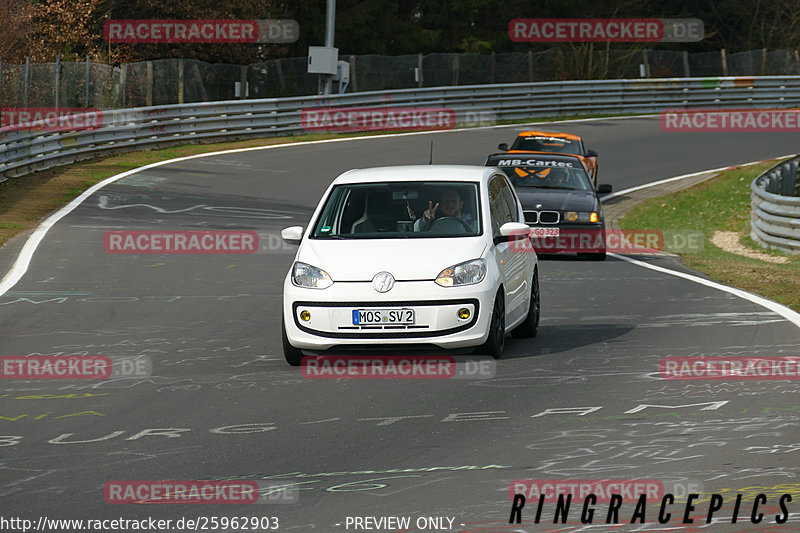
[
  {"xmin": 435, "ymin": 259, "xmax": 487, "ymax": 287},
  {"xmin": 292, "ymin": 262, "xmax": 333, "ymax": 289}
]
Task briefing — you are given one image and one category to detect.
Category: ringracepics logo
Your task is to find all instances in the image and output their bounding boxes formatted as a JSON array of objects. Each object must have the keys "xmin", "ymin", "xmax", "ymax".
[
  {"xmin": 301, "ymin": 107, "xmax": 456, "ymax": 133},
  {"xmin": 103, "ymin": 19, "xmax": 299, "ymax": 44},
  {"xmin": 509, "ymin": 18, "xmax": 703, "ymax": 43},
  {"xmin": 300, "ymin": 356, "xmax": 496, "ymax": 380},
  {"xmin": 1, "ymin": 108, "xmax": 103, "ymax": 132},
  {"xmin": 661, "ymin": 356, "xmax": 800, "ymax": 380},
  {"xmin": 506, "ymin": 480, "xmax": 797, "ymax": 526},
  {"xmin": 104, "ymin": 231, "xmax": 258, "ymax": 254},
  {"xmin": 1, "ymin": 355, "xmax": 152, "ymax": 379},
  {"xmin": 661, "ymin": 108, "xmax": 800, "ymax": 132}
]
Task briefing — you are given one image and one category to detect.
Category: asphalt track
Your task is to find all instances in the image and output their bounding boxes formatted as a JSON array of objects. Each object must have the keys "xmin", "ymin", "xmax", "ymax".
[{"xmin": 1, "ymin": 116, "xmax": 800, "ymax": 532}]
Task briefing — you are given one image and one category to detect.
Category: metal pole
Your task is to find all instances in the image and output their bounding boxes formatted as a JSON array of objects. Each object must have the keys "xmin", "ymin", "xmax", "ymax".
[
  {"xmin": 323, "ymin": 0, "xmax": 335, "ymax": 95},
  {"xmin": 54, "ymin": 54, "xmax": 60, "ymax": 110},
  {"xmin": 0, "ymin": 57, "xmax": 3, "ymax": 128},
  {"xmin": 85, "ymin": 55, "xmax": 90, "ymax": 107},
  {"xmin": 23, "ymin": 56, "xmax": 29, "ymax": 108}
]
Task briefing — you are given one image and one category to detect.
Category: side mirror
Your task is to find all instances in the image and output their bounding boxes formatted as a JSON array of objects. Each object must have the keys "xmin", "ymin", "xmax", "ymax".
[
  {"xmin": 498, "ymin": 143, "xmax": 509, "ymax": 151},
  {"xmin": 281, "ymin": 226, "xmax": 304, "ymax": 246},
  {"xmin": 596, "ymin": 184, "xmax": 612, "ymax": 194},
  {"xmin": 586, "ymin": 149, "xmax": 598, "ymax": 157},
  {"xmin": 495, "ymin": 222, "xmax": 530, "ymax": 244}
]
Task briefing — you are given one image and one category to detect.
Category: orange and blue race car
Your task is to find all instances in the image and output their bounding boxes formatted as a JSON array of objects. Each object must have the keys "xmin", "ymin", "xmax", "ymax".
[{"xmin": 498, "ymin": 130, "xmax": 599, "ymax": 182}]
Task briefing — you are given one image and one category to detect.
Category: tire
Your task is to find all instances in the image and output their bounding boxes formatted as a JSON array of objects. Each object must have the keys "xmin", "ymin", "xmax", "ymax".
[
  {"xmin": 512, "ymin": 269, "xmax": 540, "ymax": 339},
  {"xmin": 282, "ymin": 317, "xmax": 304, "ymax": 366},
  {"xmin": 480, "ymin": 290, "xmax": 506, "ymax": 359}
]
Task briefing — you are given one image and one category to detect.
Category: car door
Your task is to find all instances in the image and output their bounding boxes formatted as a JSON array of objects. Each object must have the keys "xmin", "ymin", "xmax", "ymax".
[{"xmin": 488, "ymin": 174, "xmax": 528, "ymax": 326}]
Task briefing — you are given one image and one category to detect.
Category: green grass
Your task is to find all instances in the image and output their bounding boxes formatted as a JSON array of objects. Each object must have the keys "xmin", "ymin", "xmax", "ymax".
[{"xmin": 618, "ymin": 162, "xmax": 800, "ymax": 312}]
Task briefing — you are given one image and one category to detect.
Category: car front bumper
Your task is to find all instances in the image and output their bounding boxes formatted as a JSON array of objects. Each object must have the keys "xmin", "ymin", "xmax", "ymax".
[{"xmin": 283, "ymin": 277, "xmax": 497, "ymax": 351}]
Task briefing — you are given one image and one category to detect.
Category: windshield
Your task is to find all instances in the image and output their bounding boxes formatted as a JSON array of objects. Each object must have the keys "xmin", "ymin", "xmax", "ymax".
[
  {"xmin": 510, "ymin": 135, "xmax": 581, "ymax": 155},
  {"xmin": 311, "ymin": 181, "xmax": 482, "ymax": 239},
  {"xmin": 488, "ymin": 158, "xmax": 593, "ymax": 191}
]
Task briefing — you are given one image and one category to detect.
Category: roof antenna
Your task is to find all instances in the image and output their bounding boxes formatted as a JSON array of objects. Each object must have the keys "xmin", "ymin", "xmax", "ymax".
[{"xmin": 428, "ymin": 140, "xmax": 434, "ymax": 164}]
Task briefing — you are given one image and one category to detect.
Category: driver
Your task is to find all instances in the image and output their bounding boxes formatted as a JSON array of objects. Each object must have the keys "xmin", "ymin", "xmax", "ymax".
[{"xmin": 414, "ymin": 188, "xmax": 477, "ymax": 232}]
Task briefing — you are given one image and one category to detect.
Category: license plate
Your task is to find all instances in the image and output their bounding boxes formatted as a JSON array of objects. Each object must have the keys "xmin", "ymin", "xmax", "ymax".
[
  {"xmin": 531, "ymin": 227, "xmax": 559, "ymax": 237},
  {"xmin": 352, "ymin": 309, "xmax": 415, "ymax": 325}
]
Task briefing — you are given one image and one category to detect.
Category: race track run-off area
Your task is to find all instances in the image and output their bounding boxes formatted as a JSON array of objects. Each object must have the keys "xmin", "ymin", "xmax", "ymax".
[{"xmin": 1, "ymin": 116, "xmax": 800, "ymax": 532}]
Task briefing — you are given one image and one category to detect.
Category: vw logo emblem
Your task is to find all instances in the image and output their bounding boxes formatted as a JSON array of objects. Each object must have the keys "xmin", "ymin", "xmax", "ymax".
[{"xmin": 372, "ymin": 271, "xmax": 395, "ymax": 293}]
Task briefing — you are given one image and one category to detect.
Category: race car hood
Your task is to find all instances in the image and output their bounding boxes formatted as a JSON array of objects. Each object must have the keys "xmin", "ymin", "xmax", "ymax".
[
  {"xmin": 516, "ymin": 188, "xmax": 599, "ymax": 212},
  {"xmin": 297, "ymin": 237, "xmax": 488, "ymax": 281}
]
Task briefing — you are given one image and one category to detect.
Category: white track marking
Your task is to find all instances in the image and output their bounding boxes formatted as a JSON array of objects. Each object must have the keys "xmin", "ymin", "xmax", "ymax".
[{"xmin": 609, "ymin": 253, "xmax": 800, "ymax": 328}]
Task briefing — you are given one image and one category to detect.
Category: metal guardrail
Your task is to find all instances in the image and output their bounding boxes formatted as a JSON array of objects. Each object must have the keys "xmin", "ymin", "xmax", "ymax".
[
  {"xmin": 751, "ymin": 154, "xmax": 800, "ymax": 253},
  {"xmin": 3, "ymin": 75, "xmax": 800, "ymax": 181}
]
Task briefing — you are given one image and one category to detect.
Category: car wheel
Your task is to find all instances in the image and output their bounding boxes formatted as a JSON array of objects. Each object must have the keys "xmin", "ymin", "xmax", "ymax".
[
  {"xmin": 480, "ymin": 290, "xmax": 505, "ymax": 359},
  {"xmin": 512, "ymin": 268, "xmax": 540, "ymax": 339},
  {"xmin": 579, "ymin": 251, "xmax": 606, "ymax": 261},
  {"xmin": 282, "ymin": 317, "xmax": 304, "ymax": 366}
]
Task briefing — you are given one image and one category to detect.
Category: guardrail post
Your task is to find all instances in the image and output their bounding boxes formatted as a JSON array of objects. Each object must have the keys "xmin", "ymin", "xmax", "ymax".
[
  {"xmin": 84, "ymin": 55, "xmax": 90, "ymax": 107},
  {"xmin": 490, "ymin": 51, "xmax": 496, "ymax": 84},
  {"xmin": 120, "ymin": 64, "xmax": 127, "ymax": 108},
  {"xmin": 641, "ymin": 49, "xmax": 650, "ymax": 77},
  {"xmin": 417, "ymin": 53, "xmax": 423, "ymax": 88},
  {"xmin": 452, "ymin": 54, "xmax": 459, "ymax": 86},
  {"xmin": 54, "ymin": 54, "xmax": 60, "ymax": 110},
  {"xmin": 240, "ymin": 66, "xmax": 247, "ymax": 99},
  {"xmin": 761, "ymin": 48, "xmax": 767, "ymax": 75},
  {"xmin": 273, "ymin": 59, "xmax": 285, "ymax": 94},
  {"xmin": 191, "ymin": 62, "xmax": 208, "ymax": 101},
  {"xmin": 178, "ymin": 59, "xmax": 184, "ymax": 104},
  {"xmin": 682, "ymin": 50, "xmax": 690, "ymax": 76},
  {"xmin": 23, "ymin": 56, "xmax": 29, "ymax": 108},
  {"xmin": 349, "ymin": 55, "xmax": 357, "ymax": 92},
  {"xmin": 721, "ymin": 49, "xmax": 728, "ymax": 76},
  {"xmin": 146, "ymin": 61, "xmax": 153, "ymax": 106},
  {"xmin": 781, "ymin": 162, "xmax": 796, "ymax": 196},
  {"xmin": 0, "ymin": 57, "xmax": 3, "ymax": 127}
]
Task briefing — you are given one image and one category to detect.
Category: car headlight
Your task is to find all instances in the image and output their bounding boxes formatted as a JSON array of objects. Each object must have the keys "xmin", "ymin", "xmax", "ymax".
[
  {"xmin": 292, "ymin": 262, "xmax": 333, "ymax": 289},
  {"xmin": 435, "ymin": 259, "xmax": 487, "ymax": 287},
  {"xmin": 566, "ymin": 211, "xmax": 600, "ymax": 223}
]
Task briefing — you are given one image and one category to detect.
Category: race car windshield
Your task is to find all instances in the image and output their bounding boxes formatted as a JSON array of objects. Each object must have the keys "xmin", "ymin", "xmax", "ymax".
[
  {"xmin": 310, "ymin": 181, "xmax": 482, "ymax": 239},
  {"xmin": 510, "ymin": 136, "xmax": 581, "ymax": 155},
  {"xmin": 496, "ymin": 165, "xmax": 593, "ymax": 191}
]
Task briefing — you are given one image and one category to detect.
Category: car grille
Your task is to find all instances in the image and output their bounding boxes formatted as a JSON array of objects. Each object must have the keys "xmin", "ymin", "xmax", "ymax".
[{"xmin": 524, "ymin": 210, "xmax": 560, "ymax": 224}]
